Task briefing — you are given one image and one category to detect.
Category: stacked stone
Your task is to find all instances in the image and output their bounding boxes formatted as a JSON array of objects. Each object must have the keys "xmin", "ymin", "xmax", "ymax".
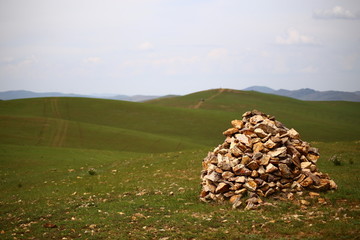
[{"xmin": 200, "ymin": 110, "xmax": 337, "ymax": 209}]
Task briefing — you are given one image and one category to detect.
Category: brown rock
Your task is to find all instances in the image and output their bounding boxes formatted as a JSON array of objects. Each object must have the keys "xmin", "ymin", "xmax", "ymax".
[
  {"xmin": 235, "ymin": 134, "xmax": 251, "ymax": 146},
  {"xmin": 265, "ymin": 163, "xmax": 278, "ymax": 173},
  {"xmin": 309, "ymin": 192, "xmax": 320, "ymax": 198},
  {"xmin": 230, "ymin": 146, "xmax": 242, "ymax": 157},
  {"xmin": 230, "ymin": 194, "xmax": 242, "ymax": 204},
  {"xmin": 263, "ymin": 139, "xmax": 276, "ymax": 149},
  {"xmin": 307, "ymin": 153, "xmax": 320, "ymax": 163},
  {"xmin": 244, "ymin": 180, "xmax": 257, "ymax": 192},
  {"xmin": 247, "ymin": 160, "xmax": 259, "ymax": 170},
  {"xmin": 254, "ymin": 128, "xmax": 267, "ymax": 138},
  {"xmin": 222, "ymin": 171, "xmax": 234, "ymax": 179},
  {"xmin": 240, "ymin": 155, "xmax": 252, "ymax": 165},
  {"xmin": 288, "ymin": 128, "xmax": 300, "ymax": 139},
  {"xmin": 215, "ymin": 182, "xmax": 230, "ymax": 193},
  {"xmin": 300, "ymin": 176, "xmax": 313, "ymax": 187},
  {"xmin": 223, "ymin": 128, "xmax": 239, "ymax": 136},
  {"xmin": 231, "ymin": 119, "xmax": 244, "ymax": 129},
  {"xmin": 259, "ymin": 154, "xmax": 270, "ymax": 165},
  {"xmin": 253, "ymin": 142, "xmax": 264, "ymax": 153},
  {"xmin": 268, "ymin": 147, "xmax": 287, "ymax": 158},
  {"xmin": 251, "ymin": 170, "xmax": 259, "ymax": 178},
  {"xmin": 264, "ymin": 188, "xmax": 275, "ymax": 197},
  {"xmin": 278, "ymin": 163, "xmax": 292, "ymax": 178},
  {"xmin": 235, "ymin": 176, "xmax": 246, "ymax": 183},
  {"xmin": 300, "ymin": 162, "xmax": 312, "ymax": 169}
]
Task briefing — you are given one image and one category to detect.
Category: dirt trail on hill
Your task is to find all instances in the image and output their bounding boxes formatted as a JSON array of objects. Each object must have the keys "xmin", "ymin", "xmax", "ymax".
[
  {"xmin": 191, "ymin": 88, "xmax": 225, "ymax": 109},
  {"xmin": 50, "ymin": 98, "xmax": 68, "ymax": 147}
]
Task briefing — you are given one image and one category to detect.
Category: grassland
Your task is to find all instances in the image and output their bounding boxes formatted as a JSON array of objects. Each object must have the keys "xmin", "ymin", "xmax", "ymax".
[{"xmin": 0, "ymin": 89, "xmax": 359, "ymax": 239}]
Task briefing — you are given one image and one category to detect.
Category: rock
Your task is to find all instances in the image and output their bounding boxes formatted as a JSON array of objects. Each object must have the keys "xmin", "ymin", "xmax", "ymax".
[
  {"xmin": 244, "ymin": 180, "xmax": 257, "ymax": 192},
  {"xmin": 247, "ymin": 160, "xmax": 259, "ymax": 170},
  {"xmin": 235, "ymin": 134, "xmax": 251, "ymax": 146},
  {"xmin": 300, "ymin": 176, "xmax": 313, "ymax": 187},
  {"xmin": 205, "ymin": 171, "xmax": 220, "ymax": 182},
  {"xmin": 288, "ymin": 128, "xmax": 300, "ymax": 139},
  {"xmin": 223, "ymin": 128, "xmax": 239, "ymax": 136},
  {"xmin": 253, "ymin": 142, "xmax": 264, "ymax": 153},
  {"xmin": 309, "ymin": 192, "xmax": 320, "ymax": 198},
  {"xmin": 215, "ymin": 182, "xmax": 230, "ymax": 193},
  {"xmin": 254, "ymin": 128, "xmax": 267, "ymax": 138},
  {"xmin": 231, "ymin": 120, "xmax": 244, "ymax": 129},
  {"xmin": 222, "ymin": 171, "xmax": 234, "ymax": 179},
  {"xmin": 300, "ymin": 199, "xmax": 310, "ymax": 206},
  {"xmin": 259, "ymin": 154, "xmax": 270, "ymax": 165},
  {"xmin": 265, "ymin": 163, "xmax": 278, "ymax": 173},
  {"xmin": 278, "ymin": 163, "xmax": 292, "ymax": 178},
  {"xmin": 268, "ymin": 147, "xmax": 287, "ymax": 158},
  {"xmin": 200, "ymin": 110, "xmax": 337, "ymax": 210},
  {"xmin": 300, "ymin": 162, "xmax": 312, "ymax": 169},
  {"xmin": 263, "ymin": 139, "xmax": 276, "ymax": 149}
]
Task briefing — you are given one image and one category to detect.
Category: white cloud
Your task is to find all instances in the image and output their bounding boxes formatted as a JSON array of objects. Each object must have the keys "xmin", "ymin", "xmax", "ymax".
[
  {"xmin": 84, "ymin": 57, "xmax": 101, "ymax": 64},
  {"xmin": 137, "ymin": 42, "xmax": 154, "ymax": 51},
  {"xmin": 313, "ymin": 6, "xmax": 359, "ymax": 20},
  {"xmin": 207, "ymin": 48, "xmax": 228, "ymax": 58},
  {"xmin": 300, "ymin": 66, "xmax": 318, "ymax": 73},
  {"xmin": 276, "ymin": 28, "xmax": 319, "ymax": 45}
]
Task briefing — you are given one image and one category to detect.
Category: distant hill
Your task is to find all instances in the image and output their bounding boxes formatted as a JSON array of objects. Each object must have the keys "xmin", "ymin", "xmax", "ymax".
[
  {"xmin": 0, "ymin": 90, "xmax": 161, "ymax": 102},
  {"xmin": 243, "ymin": 86, "xmax": 360, "ymax": 102}
]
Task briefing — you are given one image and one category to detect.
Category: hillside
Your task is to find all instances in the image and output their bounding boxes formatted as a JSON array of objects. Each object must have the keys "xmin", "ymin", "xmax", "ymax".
[
  {"xmin": 1, "ymin": 90, "xmax": 360, "ymax": 239},
  {"xmin": 1, "ymin": 89, "xmax": 359, "ymax": 155},
  {"xmin": 147, "ymin": 88, "xmax": 360, "ymax": 142}
]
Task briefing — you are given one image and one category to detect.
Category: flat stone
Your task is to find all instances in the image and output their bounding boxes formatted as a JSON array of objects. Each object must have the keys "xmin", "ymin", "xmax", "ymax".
[
  {"xmin": 252, "ymin": 142, "xmax": 264, "ymax": 154},
  {"xmin": 241, "ymin": 155, "xmax": 252, "ymax": 165},
  {"xmin": 288, "ymin": 128, "xmax": 300, "ymax": 139},
  {"xmin": 250, "ymin": 115, "xmax": 265, "ymax": 124},
  {"xmin": 222, "ymin": 171, "xmax": 234, "ymax": 179},
  {"xmin": 231, "ymin": 119, "xmax": 244, "ymax": 129},
  {"xmin": 235, "ymin": 134, "xmax": 251, "ymax": 146},
  {"xmin": 259, "ymin": 154, "xmax": 270, "ymax": 165},
  {"xmin": 247, "ymin": 160, "xmax": 259, "ymax": 170},
  {"xmin": 300, "ymin": 199, "xmax": 310, "ymax": 206},
  {"xmin": 229, "ymin": 194, "xmax": 242, "ymax": 204},
  {"xmin": 215, "ymin": 182, "xmax": 230, "ymax": 193},
  {"xmin": 244, "ymin": 180, "xmax": 257, "ymax": 192},
  {"xmin": 300, "ymin": 176, "xmax": 313, "ymax": 187},
  {"xmin": 300, "ymin": 162, "xmax": 312, "ymax": 169},
  {"xmin": 251, "ymin": 170, "xmax": 259, "ymax": 178},
  {"xmin": 223, "ymin": 128, "xmax": 239, "ymax": 136},
  {"xmin": 235, "ymin": 176, "xmax": 246, "ymax": 183},
  {"xmin": 230, "ymin": 146, "xmax": 242, "ymax": 157},
  {"xmin": 205, "ymin": 171, "xmax": 220, "ymax": 182},
  {"xmin": 268, "ymin": 147, "xmax": 287, "ymax": 157},
  {"xmin": 264, "ymin": 188, "xmax": 275, "ymax": 197},
  {"xmin": 307, "ymin": 153, "xmax": 320, "ymax": 163},
  {"xmin": 265, "ymin": 163, "xmax": 278, "ymax": 173},
  {"xmin": 254, "ymin": 128, "xmax": 267, "ymax": 138},
  {"xmin": 263, "ymin": 139, "xmax": 276, "ymax": 149},
  {"xmin": 309, "ymin": 192, "xmax": 320, "ymax": 198},
  {"xmin": 278, "ymin": 163, "xmax": 292, "ymax": 178}
]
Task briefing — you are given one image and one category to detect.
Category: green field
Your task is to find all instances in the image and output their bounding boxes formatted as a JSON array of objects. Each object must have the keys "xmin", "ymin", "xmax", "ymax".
[{"xmin": 1, "ymin": 89, "xmax": 359, "ymax": 239}]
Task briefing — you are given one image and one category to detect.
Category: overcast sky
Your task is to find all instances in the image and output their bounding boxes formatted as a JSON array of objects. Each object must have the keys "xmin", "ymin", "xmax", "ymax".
[{"xmin": 0, "ymin": 0, "xmax": 359, "ymax": 95}]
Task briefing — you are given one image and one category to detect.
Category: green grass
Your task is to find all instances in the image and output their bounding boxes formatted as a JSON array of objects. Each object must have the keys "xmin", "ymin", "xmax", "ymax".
[{"xmin": 0, "ymin": 89, "xmax": 360, "ymax": 239}]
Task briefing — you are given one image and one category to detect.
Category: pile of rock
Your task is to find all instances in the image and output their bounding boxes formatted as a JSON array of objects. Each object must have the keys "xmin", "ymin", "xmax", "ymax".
[{"xmin": 200, "ymin": 110, "xmax": 337, "ymax": 209}]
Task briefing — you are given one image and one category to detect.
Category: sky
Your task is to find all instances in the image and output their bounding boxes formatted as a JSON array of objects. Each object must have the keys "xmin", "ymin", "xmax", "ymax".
[{"xmin": 0, "ymin": 0, "xmax": 360, "ymax": 95}]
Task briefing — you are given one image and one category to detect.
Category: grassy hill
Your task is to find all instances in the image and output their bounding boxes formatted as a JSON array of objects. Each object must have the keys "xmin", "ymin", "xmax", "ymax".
[{"xmin": 0, "ymin": 89, "xmax": 360, "ymax": 239}]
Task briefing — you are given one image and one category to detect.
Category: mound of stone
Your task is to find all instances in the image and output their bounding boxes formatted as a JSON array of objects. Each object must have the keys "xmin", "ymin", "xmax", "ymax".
[{"xmin": 200, "ymin": 110, "xmax": 337, "ymax": 209}]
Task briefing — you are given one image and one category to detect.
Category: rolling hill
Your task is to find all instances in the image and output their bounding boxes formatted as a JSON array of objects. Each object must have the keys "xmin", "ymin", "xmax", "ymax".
[
  {"xmin": 1, "ymin": 88, "xmax": 360, "ymax": 239},
  {"xmin": 1, "ymin": 88, "xmax": 359, "ymax": 155}
]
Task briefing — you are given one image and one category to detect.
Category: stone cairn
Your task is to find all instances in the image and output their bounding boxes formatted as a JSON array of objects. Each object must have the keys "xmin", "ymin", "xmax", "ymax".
[{"xmin": 200, "ymin": 110, "xmax": 337, "ymax": 209}]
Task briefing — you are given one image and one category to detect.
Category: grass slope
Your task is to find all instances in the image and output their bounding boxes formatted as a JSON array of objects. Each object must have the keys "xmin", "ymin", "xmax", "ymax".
[
  {"xmin": 148, "ymin": 88, "xmax": 360, "ymax": 142},
  {"xmin": 1, "ymin": 90, "xmax": 360, "ymax": 239}
]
